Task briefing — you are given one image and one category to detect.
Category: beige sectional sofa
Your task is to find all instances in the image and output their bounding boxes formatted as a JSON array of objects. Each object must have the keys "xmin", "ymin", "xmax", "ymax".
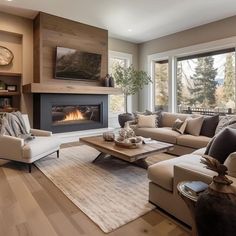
[
  {"xmin": 148, "ymin": 148, "xmax": 236, "ymax": 226},
  {"xmin": 134, "ymin": 112, "xmax": 211, "ymax": 156},
  {"xmin": 133, "ymin": 112, "xmax": 236, "ymax": 226}
]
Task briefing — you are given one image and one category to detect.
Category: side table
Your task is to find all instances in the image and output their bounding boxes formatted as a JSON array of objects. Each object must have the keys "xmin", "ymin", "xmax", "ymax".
[{"xmin": 177, "ymin": 181, "xmax": 200, "ymax": 236}]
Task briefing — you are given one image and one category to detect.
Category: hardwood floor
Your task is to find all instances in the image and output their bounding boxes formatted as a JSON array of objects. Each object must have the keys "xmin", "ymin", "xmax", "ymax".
[{"xmin": 0, "ymin": 142, "xmax": 190, "ymax": 236}]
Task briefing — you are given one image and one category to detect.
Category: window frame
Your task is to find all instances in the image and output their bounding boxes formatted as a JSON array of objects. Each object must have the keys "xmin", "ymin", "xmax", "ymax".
[
  {"xmin": 108, "ymin": 50, "xmax": 133, "ymax": 118},
  {"xmin": 147, "ymin": 36, "xmax": 236, "ymax": 113}
]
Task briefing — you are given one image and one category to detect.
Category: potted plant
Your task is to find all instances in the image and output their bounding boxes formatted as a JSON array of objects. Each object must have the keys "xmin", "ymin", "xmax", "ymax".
[{"xmin": 113, "ymin": 64, "xmax": 152, "ymax": 127}]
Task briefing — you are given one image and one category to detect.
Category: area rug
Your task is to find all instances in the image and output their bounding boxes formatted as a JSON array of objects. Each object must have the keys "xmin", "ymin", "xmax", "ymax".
[{"xmin": 35, "ymin": 145, "xmax": 155, "ymax": 233}]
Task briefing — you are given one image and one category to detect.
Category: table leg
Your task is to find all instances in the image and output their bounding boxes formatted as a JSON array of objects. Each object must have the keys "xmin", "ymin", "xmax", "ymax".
[
  {"xmin": 133, "ymin": 158, "xmax": 149, "ymax": 169},
  {"xmin": 92, "ymin": 152, "xmax": 108, "ymax": 163}
]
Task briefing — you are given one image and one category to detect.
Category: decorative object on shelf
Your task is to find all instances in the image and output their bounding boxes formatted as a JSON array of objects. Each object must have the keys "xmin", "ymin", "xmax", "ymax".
[
  {"xmin": 0, "ymin": 97, "xmax": 12, "ymax": 108},
  {"xmin": 103, "ymin": 74, "xmax": 110, "ymax": 87},
  {"xmin": 0, "ymin": 80, "xmax": 6, "ymax": 90},
  {"xmin": 113, "ymin": 64, "xmax": 152, "ymax": 127},
  {"xmin": 103, "ymin": 131, "xmax": 115, "ymax": 142},
  {"xmin": 6, "ymin": 85, "xmax": 17, "ymax": 92},
  {"xmin": 0, "ymin": 46, "xmax": 14, "ymax": 66},
  {"xmin": 195, "ymin": 155, "xmax": 236, "ymax": 236},
  {"xmin": 109, "ymin": 76, "xmax": 114, "ymax": 87}
]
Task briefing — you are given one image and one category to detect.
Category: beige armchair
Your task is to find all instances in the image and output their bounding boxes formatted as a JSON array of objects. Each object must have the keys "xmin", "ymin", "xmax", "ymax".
[{"xmin": 0, "ymin": 114, "xmax": 61, "ymax": 172}]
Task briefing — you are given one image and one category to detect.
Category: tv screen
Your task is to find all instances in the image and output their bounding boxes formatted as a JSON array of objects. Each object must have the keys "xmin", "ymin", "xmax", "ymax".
[{"xmin": 55, "ymin": 47, "xmax": 102, "ymax": 80}]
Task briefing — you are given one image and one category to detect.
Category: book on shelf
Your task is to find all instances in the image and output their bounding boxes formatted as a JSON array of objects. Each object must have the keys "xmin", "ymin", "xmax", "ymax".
[
  {"xmin": 184, "ymin": 181, "xmax": 208, "ymax": 196},
  {"xmin": 0, "ymin": 90, "xmax": 9, "ymax": 93}
]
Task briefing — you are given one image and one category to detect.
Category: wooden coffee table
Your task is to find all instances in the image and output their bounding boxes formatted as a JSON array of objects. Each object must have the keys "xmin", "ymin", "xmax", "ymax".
[{"xmin": 80, "ymin": 136, "xmax": 174, "ymax": 168}]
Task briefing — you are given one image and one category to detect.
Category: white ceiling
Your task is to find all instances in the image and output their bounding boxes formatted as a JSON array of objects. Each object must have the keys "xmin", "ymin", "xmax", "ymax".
[{"xmin": 1, "ymin": 0, "xmax": 236, "ymax": 43}]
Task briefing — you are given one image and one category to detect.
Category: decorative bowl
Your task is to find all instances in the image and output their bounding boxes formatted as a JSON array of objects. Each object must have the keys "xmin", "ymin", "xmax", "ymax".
[{"xmin": 114, "ymin": 137, "xmax": 142, "ymax": 149}]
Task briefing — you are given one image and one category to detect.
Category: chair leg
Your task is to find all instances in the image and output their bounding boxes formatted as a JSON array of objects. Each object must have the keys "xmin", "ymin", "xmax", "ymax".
[
  {"xmin": 57, "ymin": 150, "xmax": 59, "ymax": 158},
  {"xmin": 28, "ymin": 163, "xmax": 32, "ymax": 173}
]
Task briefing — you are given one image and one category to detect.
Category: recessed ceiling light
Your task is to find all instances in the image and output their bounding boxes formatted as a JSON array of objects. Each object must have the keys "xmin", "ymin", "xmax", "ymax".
[{"xmin": 127, "ymin": 29, "xmax": 133, "ymax": 32}]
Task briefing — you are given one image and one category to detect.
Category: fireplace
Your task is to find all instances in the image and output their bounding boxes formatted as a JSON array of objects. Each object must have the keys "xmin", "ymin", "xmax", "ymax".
[{"xmin": 33, "ymin": 94, "xmax": 108, "ymax": 133}]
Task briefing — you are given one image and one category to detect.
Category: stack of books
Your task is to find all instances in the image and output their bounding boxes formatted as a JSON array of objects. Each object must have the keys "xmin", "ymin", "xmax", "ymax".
[{"xmin": 184, "ymin": 181, "xmax": 208, "ymax": 196}]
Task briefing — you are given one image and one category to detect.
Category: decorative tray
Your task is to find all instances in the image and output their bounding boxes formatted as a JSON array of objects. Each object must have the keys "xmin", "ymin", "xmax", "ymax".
[{"xmin": 114, "ymin": 137, "xmax": 142, "ymax": 149}]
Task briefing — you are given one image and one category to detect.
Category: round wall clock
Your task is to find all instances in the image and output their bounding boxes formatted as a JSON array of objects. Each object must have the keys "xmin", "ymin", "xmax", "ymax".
[{"xmin": 0, "ymin": 46, "xmax": 14, "ymax": 66}]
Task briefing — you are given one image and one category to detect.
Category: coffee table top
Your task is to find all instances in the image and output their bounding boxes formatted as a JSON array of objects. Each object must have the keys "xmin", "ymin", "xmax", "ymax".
[{"xmin": 80, "ymin": 136, "xmax": 174, "ymax": 162}]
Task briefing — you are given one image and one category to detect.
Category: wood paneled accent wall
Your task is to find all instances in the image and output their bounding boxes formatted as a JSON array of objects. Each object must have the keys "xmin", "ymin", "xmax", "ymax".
[{"xmin": 33, "ymin": 12, "xmax": 108, "ymax": 86}]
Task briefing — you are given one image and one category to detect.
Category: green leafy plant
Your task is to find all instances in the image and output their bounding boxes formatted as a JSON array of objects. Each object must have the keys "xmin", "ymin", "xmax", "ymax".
[{"xmin": 113, "ymin": 64, "xmax": 152, "ymax": 113}]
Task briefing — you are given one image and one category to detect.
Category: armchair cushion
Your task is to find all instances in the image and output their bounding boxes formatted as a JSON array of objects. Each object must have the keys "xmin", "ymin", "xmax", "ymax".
[{"xmin": 23, "ymin": 136, "xmax": 60, "ymax": 161}]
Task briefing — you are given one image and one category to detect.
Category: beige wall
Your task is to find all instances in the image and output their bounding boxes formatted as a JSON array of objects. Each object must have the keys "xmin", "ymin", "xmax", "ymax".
[
  {"xmin": 138, "ymin": 15, "xmax": 236, "ymax": 110},
  {"xmin": 108, "ymin": 37, "xmax": 139, "ymax": 112},
  {"xmin": 108, "ymin": 37, "xmax": 138, "ymax": 69},
  {"xmin": 0, "ymin": 12, "xmax": 33, "ymax": 121}
]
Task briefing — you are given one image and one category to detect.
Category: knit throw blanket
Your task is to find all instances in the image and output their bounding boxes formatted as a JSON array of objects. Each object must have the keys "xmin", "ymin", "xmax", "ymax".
[{"xmin": 0, "ymin": 112, "xmax": 28, "ymax": 137}]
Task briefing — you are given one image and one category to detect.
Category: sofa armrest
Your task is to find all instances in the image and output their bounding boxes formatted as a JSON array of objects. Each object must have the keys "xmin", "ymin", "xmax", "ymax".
[
  {"xmin": 224, "ymin": 152, "xmax": 236, "ymax": 178},
  {"xmin": 0, "ymin": 135, "xmax": 24, "ymax": 160},
  {"xmin": 30, "ymin": 129, "xmax": 52, "ymax": 137},
  {"xmin": 173, "ymin": 163, "xmax": 215, "ymax": 195}
]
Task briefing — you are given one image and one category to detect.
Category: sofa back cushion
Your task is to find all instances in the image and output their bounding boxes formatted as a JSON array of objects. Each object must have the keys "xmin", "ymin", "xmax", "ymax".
[
  {"xmin": 185, "ymin": 116, "xmax": 204, "ymax": 136},
  {"xmin": 160, "ymin": 112, "xmax": 190, "ymax": 127},
  {"xmin": 200, "ymin": 115, "xmax": 219, "ymax": 137},
  {"xmin": 205, "ymin": 127, "xmax": 236, "ymax": 163}
]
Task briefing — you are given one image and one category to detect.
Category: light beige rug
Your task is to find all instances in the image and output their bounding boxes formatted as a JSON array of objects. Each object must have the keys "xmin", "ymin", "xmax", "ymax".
[{"xmin": 35, "ymin": 145, "xmax": 156, "ymax": 233}]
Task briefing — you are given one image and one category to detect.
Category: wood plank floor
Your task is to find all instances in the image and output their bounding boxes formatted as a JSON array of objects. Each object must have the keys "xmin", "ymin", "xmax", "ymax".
[{"xmin": 0, "ymin": 142, "xmax": 190, "ymax": 236}]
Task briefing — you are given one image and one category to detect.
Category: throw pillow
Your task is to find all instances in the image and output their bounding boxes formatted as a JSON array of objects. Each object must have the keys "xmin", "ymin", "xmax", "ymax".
[
  {"xmin": 200, "ymin": 115, "xmax": 219, "ymax": 137},
  {"xmin": 145, "ymin": 109, "xmax": 162, "ymax": 127},
  {"xmin": 137, "ymin": 114, "xmax": 157, "ymax": 128},
  {"xmin": 172, "ymin": 118, "xmax": 186, "ymax": 134},
  {"xmin": 133, "ymin": 110, "xmax": 161, "ymax": 127},
  {"xmin": 215, "ymin": 115, "xmax": 236, "ymax": 134},
  {"xmin": 205, "ymin": 127, "xmax": 236, "ymax": 164},
  {"xmin": 185, "ymin": 116, "xmax": 204, "ymax": 136}
]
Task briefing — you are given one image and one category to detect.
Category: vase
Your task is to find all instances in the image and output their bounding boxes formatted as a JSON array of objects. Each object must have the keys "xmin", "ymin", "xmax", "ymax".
[
  {"xmin": 195, "ymin": 156, "xmax": 236, "ymax": 236},
  {"xmin": 118, "ymin": 113, "xmax": 134, "ymax": 128}
]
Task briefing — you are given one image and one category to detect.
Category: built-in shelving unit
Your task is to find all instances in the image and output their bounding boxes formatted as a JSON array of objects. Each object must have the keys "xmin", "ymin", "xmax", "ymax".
[{"xmin": 0, "ymin": 72, "xmax": 22, "ymax": 112}]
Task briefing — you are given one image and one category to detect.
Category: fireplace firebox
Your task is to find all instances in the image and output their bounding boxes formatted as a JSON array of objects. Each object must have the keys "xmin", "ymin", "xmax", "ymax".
[{"xmin": 33, "ymin": 94, "xmax": 108, "ymax": 133}]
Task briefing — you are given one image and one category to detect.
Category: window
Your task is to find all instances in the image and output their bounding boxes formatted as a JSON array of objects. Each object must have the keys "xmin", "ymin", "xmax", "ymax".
[
  {"xmin": 109, "ymin": 57, "xmax": 126, "ymax": 114},
  {"xmin": 154, "ymin": 60, "xmax": 169, "ymax": 111},
  {"xmin": 108, "ymin": 51, "xmax": 132, "ymax": 127},
  {"xmin": 177, "ymin": 48, "xmax": 235, "ymax": 114}
]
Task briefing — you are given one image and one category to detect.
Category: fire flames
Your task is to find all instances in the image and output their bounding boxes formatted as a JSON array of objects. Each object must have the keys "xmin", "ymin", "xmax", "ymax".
[{"xmin": 64, "ymin": 110, "xmax": 85, "ymax": 121}]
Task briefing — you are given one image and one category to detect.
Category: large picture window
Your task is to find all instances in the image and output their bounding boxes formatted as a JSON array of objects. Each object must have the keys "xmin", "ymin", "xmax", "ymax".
[
  {"xmin": 154, "ymin": 60, "xmax": 169, "ymax": 111},
  {"xmin": 108, "ymin": 51, "xmax": 132, "ymax": 127},
  {"xmin": 177, "ymin": 49, "xmax": 235, "ymax": 114}
]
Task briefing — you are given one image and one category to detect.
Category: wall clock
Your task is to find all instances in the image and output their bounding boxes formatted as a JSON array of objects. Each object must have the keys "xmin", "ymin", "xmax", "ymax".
[{"xmin": 0, "ymin": 46, "xmax": 14, "ymax": 66}]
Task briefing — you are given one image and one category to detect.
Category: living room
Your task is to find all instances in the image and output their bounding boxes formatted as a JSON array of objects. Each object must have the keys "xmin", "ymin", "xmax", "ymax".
[{"xmin": 0, "ymin": 1, "xmax": 236, "ymax": 236}]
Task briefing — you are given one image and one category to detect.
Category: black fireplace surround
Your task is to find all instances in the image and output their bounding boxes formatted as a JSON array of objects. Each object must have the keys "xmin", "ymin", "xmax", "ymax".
[{"xmin": 33, "ymin": 94, "xmax": 108, "ymax": 133}]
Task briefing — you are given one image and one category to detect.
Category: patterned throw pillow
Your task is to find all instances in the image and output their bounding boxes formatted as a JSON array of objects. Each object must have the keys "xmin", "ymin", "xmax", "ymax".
[
  {"xmin": 137, "ymin": 114, "xmax": 157, "ymax": 128},
  {"xmin": 172, "ymin": 118, "xmax": 187, "ymax": 134},
  {"xmin": 133, "ymin": 110, "xmax": 162, "ymax": 128}
]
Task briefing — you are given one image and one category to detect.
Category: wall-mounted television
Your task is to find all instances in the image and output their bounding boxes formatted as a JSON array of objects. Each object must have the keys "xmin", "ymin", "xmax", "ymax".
[{"xmin": 55, "ymin": 47, "xmax": 102, "ymax": 81}]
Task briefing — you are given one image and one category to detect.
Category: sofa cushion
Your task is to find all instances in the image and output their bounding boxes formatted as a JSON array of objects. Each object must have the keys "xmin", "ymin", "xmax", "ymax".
[
  {"xmin": 160, "ymin": 112, "xmax": 190, "ymax": 128},
  {"xmin": 185, "ymin": 116, "xmax": 204, "ymax": 136},
  {"xmin": 148, "ymin": 154, "xmax": 203, "ymax": 191},
  {"xmin": 215, "ymin": 115, "xmax": 236, "ymax": 134},
  {"xmin": 177, "ymin": 134, "xmax": 211, "ymax": 149},
  {"xmin": 137, "ymin": 114, "xmax": 157, "ymax": 128},
  {"xmin": 200, "ymin": 115, "xmax": 219, "ymax": 137},
  {"xmin": 206, "ymin": 127, "xmax": 236, "ymax": 163},
  {"xmin": 23, "ymin": 136, "xmax": 60, "ymax": 159},
  {"xmin": 135, "ymin": 127, "xmax": 181, "ymax": 144}
]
